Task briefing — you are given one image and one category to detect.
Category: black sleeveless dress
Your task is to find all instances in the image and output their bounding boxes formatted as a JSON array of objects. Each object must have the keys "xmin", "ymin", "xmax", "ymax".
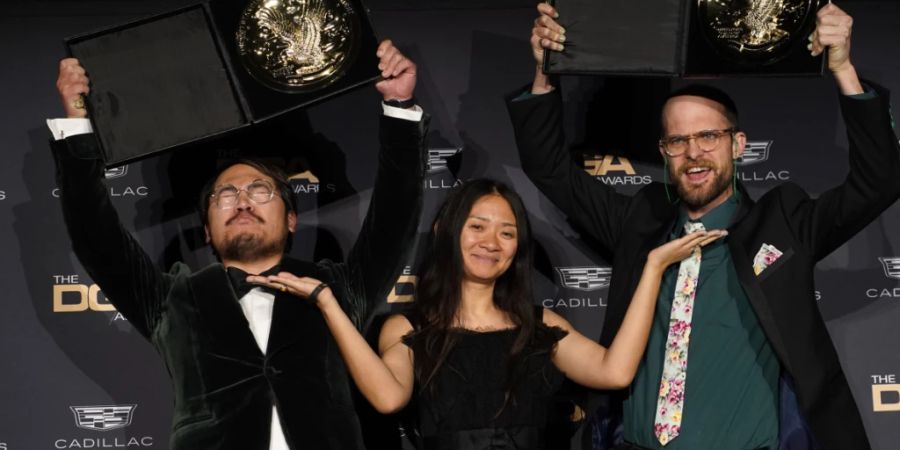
[{"xmin": 402, "ymin": 308, "xmax": 568, "ymax": 449}]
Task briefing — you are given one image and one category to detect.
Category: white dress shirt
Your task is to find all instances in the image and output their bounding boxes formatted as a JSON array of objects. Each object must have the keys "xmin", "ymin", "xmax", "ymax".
[{"xmin": 238, "ymin": 287, "xmax": 289, "ymax": 450}]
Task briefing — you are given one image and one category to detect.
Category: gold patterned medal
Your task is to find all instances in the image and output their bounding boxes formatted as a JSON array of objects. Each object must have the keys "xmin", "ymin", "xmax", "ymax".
[
  {"xmin": 697, "ymin": 0, "xmax": 817, "ymax": 65},
  {"xmin": 236, "ymin": 0, "xmax": 360, "ymax": 92}
]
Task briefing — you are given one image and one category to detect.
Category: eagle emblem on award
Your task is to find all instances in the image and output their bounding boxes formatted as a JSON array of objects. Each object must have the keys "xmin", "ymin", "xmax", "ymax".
[
  {"xmin": 697, "ymin": 0, "xmax": 818, "ymax": 65},
  {"xmin": 236, "ymin": 0, "xmax": 360, "ymax": 92}
]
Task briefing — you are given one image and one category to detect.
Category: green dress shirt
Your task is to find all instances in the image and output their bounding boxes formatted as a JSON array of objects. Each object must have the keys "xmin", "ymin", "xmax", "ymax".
[{"xmin": 623, "ymin": 193, "xmax": 780, "ymax": 450}]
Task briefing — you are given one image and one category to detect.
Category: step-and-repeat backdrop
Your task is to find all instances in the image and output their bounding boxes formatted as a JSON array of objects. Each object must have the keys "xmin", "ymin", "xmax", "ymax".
[{"xmin": 2, "ymin": 1, "xmax": 898, "ymax": 449}]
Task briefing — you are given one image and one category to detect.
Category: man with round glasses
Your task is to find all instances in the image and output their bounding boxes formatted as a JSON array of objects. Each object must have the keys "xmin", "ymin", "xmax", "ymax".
[
  {"xmin": 49, "ymin": 40, "xmax": 426, "ymax": 449},
  {"xmin": 658, "ymin": 128, "xmax": 735, "ymax": 157},
  {"xmin": 508, "ymin": 2, "xmax": 899, "ymax": 449}
]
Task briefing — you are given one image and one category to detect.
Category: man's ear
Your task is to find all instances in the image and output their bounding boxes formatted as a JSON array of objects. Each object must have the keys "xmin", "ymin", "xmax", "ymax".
[
  {"xmin": 204, "ymin": 225, "xmax": 211, "ymax": 244},
  {"xmin": 732, "ymin": 131, "xmax": 747, "ymax": 159},
  {"xmin": 287, "ymin": 211, "xmax": 297, "ymax": 233}
]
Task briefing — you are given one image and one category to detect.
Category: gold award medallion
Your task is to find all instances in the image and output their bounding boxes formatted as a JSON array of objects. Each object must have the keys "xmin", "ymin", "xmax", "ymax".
[
  {"xmin": 698, "ymin": 0, "xmax": 817, "ymax": 65},
  {"xmin": 236, "ymin": 0, "xmax": 360, "ymax": 92}
]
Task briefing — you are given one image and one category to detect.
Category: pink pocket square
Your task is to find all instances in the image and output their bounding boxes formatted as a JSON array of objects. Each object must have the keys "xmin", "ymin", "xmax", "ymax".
[{"xmin": 753, "ymin": 244, "xmax": 783, "ymax": 275}]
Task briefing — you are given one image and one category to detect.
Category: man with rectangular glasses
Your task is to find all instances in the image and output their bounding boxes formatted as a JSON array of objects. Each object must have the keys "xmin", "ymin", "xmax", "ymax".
[
  {"xmin": 49, "ymin": 40, "xmax": 426, "ymax": 450},
  {"xmin": 508, "ymin": 2, "xmax": 899, "ymax": 449}
]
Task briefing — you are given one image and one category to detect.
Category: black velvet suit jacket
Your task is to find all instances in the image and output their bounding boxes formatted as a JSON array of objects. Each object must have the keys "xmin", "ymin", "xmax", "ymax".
[
  {"xmin": 51, "ymin": 115, "xmax": 427, "ymax": 450},
  {"xmin": 507, "ymin": 85, "xmax": 900, "ymax": 449}
]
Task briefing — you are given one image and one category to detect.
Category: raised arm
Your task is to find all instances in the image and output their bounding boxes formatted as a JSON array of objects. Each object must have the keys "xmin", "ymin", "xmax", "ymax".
[
  {"xmin": 50, "ymin": 58, "xmax": 171, "ymax": 338},
  {"xmin": 343, "ymin": 40, "xmax": 427, "ymax": 327},
  {"xmin": 529, "ymin": 2, "xmax": 564, "ymax": 95},
  {"xmin": 250, "ymin": 272, "xmax": 415, "ymax": 413},
  {"xmin": 810, "ymin": 3, "xmax": 863, "ymax": 96},
  {"xmin": 789, "ymin": 4, "xmax": 900, "ymax": 259},
  {"xmin": 548, "ymin": 230, "xmax": 727, "ymax": 389},
  {"xmin": 506, "ymin": 2, "xmax": 631, "ymax": 256}
]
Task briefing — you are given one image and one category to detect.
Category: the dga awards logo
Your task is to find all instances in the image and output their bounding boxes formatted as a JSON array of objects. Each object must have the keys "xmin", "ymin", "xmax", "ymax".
[
  {"xmin": 52, "ymin": 274, "xmax": 128, "ymax": 324},
  {"xmin": 866, "ymin": 257, "xmax": 900, "ymax": 299},
  {"xmin": 426, "ymin": 147, "xmax": 463, "ymax": 189},
  {"xmin": 53, "ymin": 164, "xmax": 149, "ymax": 198},
  {"xmin": 56, "ymin": 404, "xmax": 154, "ymax": 448},
  {"xmin": 736, "ymin": 140, "xmax": 790, "ymax": 182},
  {"xmin": 388, "ymin": 266, "xmax": 417, "ymax": 304},
  {"xmin": 870, "ymin": 374, "xmax": 900, "ymax": 412},
  {"xmin": 583, "ymin": 154, "xmax": 651, "ymax": 186},
  {"xmin": 52, "ymin": 275, "xmax": 115, "ymax": 313},
  {"xmin": 543, "ymin": 266, "xmax": 611, "ymax": 308},
  {"xmin": 289, "ymin": 170, "xmax": 336, "ymax": 194}
]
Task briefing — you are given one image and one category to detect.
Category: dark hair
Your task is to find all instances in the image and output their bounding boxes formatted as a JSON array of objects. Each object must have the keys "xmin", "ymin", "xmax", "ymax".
[
  {"xmin": 197, "ymin": 159, "xmax": 297, "ymax": 252},
  {"xmin": 661, "ymin": 84, "xmax": 740, "ymax": 135},
  {"xmin": 410, "ymin": 179, "xmax": 552, "ymax": 410}
]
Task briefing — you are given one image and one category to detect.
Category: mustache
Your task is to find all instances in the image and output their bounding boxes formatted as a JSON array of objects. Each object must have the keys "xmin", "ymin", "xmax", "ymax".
[{"xmin": 226, "ymin": 210, "xmax": 265, "ymax": 225}]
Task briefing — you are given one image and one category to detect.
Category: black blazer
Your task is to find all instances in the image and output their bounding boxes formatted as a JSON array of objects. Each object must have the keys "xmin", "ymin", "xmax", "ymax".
[
  {"xmin": 507, "ymin": 85, "xmax": 900, "ymax": 450},
  {"xmin": 52, "ymin": 115, "xmax": 428, "ymax": 450}
]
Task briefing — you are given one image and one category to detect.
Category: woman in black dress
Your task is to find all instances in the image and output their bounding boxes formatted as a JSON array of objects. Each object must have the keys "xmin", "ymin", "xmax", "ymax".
[{"xmin": 250, "ymin": 179, "xmax": 725, "ymax": 449}]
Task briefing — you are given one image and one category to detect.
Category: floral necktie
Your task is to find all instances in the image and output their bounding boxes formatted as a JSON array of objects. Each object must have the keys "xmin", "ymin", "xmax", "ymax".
[{"xmin": 654, "ymin": 221, "xmax": 705, "ymax": 446}]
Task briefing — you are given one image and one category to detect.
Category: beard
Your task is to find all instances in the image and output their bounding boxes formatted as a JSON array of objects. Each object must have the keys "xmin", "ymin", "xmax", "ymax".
[
  {"xmin": 672, "ymin": 163, "xmax": 733, "ymax": 209},
  {"xmin": 220, "ymin": 232, "xmax": 286, "ymax": 262},
  {"xmin": 216, "ymin": 211, "xmax": 289, "ymax": 262}
]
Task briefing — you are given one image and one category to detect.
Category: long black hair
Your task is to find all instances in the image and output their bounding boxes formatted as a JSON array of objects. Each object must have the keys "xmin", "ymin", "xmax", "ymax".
[{"xmin": 410, "ymin": 179, "xmax": 555, "ymax": 406}]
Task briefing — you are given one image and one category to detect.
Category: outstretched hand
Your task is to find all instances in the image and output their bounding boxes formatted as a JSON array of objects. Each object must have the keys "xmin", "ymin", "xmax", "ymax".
[
  {"xmin": 646, "ymin": 229, "xmax": 728, "ymax": 271},
  {"xmin": 247, "ymin": 272, "xmax": 336, "ymax": 309}
]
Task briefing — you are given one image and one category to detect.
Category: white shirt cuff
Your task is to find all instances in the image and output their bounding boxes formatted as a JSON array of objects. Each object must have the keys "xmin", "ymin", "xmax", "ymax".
[
  {"xmin": 382, "ymin": 103, "xmax": 423, "ymax": 122},
  {"xmin": 46, "ymin": 118, "xmax": 93, "ymax": 140}
]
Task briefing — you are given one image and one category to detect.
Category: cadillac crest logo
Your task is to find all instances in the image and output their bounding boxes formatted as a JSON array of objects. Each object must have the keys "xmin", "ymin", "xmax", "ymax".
[
  {"xmin": 879, "ymin": 257, "xmax": 900, "ymax": 279},
  {"xmin": 555, "ymin": 267, "xmax": 612, "ymax": 291},
  {"xmin": 70, "ymin": 405, "xmax": 136, "ymax": 431},
  {"xmin": 736, "ymin": 141, "xmax": 773, "ymax": 166},
  {"xmin": 427, "ymin": 148, "xmax": 462, "ymax": 173},
  {"xmin": 104, "ymin": 165, "xmax": 128, "ymax": 179}
]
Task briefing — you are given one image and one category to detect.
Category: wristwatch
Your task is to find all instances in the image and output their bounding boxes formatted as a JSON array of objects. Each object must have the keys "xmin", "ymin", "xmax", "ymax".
[{"xmin": 383, "ymin": 97, "xmax": 416, "ymax": 109}]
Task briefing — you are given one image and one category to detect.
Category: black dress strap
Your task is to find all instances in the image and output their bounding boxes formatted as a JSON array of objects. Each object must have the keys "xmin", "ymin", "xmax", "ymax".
[{"xmin": 400, "ymin": 309, "xmax": 425, "ymax": 347}]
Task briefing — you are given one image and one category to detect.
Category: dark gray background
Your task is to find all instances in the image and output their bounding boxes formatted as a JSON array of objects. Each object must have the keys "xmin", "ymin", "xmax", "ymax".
[{"xmin": 1, "ymin": 1, "xmax": 898, "ymax": 448}]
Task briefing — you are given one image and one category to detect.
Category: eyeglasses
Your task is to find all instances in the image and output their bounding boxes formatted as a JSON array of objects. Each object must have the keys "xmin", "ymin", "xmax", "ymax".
[
  {"xmin": 659, "ymin": 128, "xmax": 736, "ymax": 157},
  {"xmin": 209, "ymin": 180, "xmax": 276, "ymax": 209}
]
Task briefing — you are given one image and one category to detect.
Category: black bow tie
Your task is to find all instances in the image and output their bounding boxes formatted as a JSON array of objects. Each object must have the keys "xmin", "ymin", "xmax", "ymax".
[{"xmin": 227, "ymin": 265, "xmax": 281, "ymax": 299}]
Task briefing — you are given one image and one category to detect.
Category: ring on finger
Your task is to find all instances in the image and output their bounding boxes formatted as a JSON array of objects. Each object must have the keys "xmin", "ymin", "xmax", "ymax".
[{"xmin": 73, "ymin": 96, "xmax": 85, "ymax": 109}]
